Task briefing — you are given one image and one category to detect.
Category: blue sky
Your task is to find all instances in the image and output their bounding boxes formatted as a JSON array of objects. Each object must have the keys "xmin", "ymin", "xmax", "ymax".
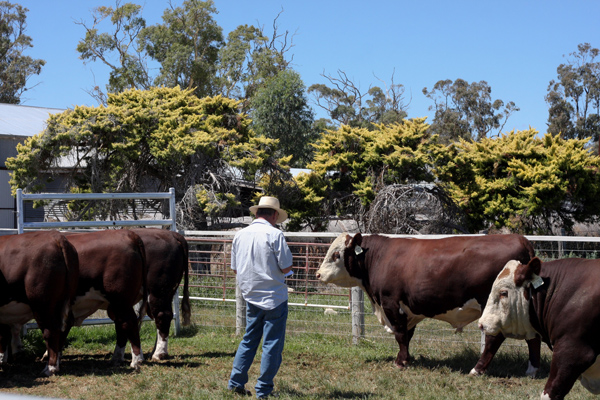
[{"xmin": 15, "ymin": 0, "xmax": 600, "ymax": 134}]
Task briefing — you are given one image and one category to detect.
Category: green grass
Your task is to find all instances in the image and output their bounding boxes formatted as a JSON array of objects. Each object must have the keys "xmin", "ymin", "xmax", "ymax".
[{"xmin": 0, "ymin": 316, "xmax": 597, "ymax": 399}]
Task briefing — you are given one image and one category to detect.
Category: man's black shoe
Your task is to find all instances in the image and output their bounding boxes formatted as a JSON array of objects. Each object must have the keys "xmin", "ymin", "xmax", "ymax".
[{"xmin": 229, "ymin": 386, "xmax": 252, "ymax": 396}]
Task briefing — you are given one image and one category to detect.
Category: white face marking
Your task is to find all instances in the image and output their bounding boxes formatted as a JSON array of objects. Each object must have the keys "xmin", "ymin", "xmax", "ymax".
[
  {"xmin": 316, "ymin": 234, "xmax": 362, "ymax": 287},
  {"xmin": 479, "ymin": 260, "xmax": 537, "ymax": 340}
]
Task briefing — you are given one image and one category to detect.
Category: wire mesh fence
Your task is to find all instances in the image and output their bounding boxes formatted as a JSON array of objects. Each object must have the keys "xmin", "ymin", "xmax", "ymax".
[{"xmin": 184, "ymin": 232, "xmax": 600, "ymax": 353}]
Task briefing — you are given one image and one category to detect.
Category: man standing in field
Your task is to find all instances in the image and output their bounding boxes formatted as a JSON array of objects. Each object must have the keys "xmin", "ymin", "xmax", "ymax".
[{"xmin": 228, "ymin": 196, "xmax": 293, "ymax": 399}]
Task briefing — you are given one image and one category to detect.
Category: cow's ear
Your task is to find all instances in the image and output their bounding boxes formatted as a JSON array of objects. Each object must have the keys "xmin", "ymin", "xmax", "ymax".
[
  {"xmin": 514, "ymin": 257, "xmax": 542, "ymax": 287},
  {"xmin": 347, "ymin": 233, "xmax": 364, "ymax": 257},
  {"xmin": 349, "ymin": 233, "xmax": 362, "ymax": 248}
]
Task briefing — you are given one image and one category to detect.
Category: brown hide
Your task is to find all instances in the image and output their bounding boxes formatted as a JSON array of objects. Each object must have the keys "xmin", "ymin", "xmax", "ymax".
[
  {"xmin": 65, "ymin": 230, "xmax": 147, "ymax": 367},
  {"xmin": 521, "ymin": 258, "xmax": 600, "ymax": 399},
  {"xmin": 131, "ymin": 228, "xmax": 190, "ymax": 360},
  {"xmin": 0, "ymin": 230, "xmax": 79, "ymax": 375},
  {"xmin": 353, "ymin": 234, "xmax": 534, "ymax": 317}
]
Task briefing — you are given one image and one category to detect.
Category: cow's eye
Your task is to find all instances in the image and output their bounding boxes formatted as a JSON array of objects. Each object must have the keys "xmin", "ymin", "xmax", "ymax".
[
  {"xmin": 499, "ymin": 290, "xmax": 508, "ymax": 298},
  {"xmin": 332, "ymin": 251, "xmax": 340, "ymax": 261}
]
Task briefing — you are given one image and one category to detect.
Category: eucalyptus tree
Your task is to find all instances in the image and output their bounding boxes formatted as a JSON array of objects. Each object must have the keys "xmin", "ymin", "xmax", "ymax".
[
  {"xmin": 76, "ymin": 1, "xmax": 150, "ymax": 103},
  {"xmin": 138, "ymin": 0, "xmax": 224, "ymax": 98},
  {"xmin": 546, "ymin": 43, "xmax": 600, "ymax": 149},
  {"xmin": 251, "ymin": 70, "xmax": 316, "ymax": 167},
  {"xmin": 217, "ymin": 11, "xmax": 295, "ymax": 112},
  {"xmin": 308, "ymin": 70, "xmax": 408, "ymax": 129},
  {"xmin": 423, "ymin": 79, "xmax": 519, "ymax": 143},
  {"xmin": 0, "ymin": 1, "xmax": 45, "ymax": 104}
]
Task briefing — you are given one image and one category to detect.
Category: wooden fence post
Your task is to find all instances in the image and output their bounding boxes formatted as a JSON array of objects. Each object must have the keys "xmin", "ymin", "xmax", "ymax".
[{"xmin": 351, "ymin": 287, "xmax": 364, "ymax": 344}]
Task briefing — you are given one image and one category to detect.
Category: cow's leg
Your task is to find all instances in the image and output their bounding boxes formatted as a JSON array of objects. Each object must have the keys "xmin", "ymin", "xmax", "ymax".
[
  {"xmin": 469, "ymin": 333, "xmax": 506, "ymax": 376},
  {"xmin": 542, "ymin": 345, "xmax": 596, "ymax": 400},
  {"xmin": 10, "ymin": 324, "xmax": 24, "ymax": 356},
  {"xmin": 109, "ymin": 305, "xmax": 144, "ymax": 370},
  {"xmin": 40, "ymin": 326, "xmax": 61, "ymax": 376},
  {"xmin": 525, "ymin": 336, "xmax": 541, "ymax": 377},
  {"xmin": 149, "ymin": 296, "xmax": 173, "ymax": 361},
  {"xmin": 381, "ymin": 301, "xmax": 411, "ymax": 368}
]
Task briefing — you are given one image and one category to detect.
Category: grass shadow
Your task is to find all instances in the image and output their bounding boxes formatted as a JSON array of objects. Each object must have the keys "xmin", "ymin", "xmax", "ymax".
[{"xmin": 363, "ymin": 346, "xmax": 551, "ymax": 379}]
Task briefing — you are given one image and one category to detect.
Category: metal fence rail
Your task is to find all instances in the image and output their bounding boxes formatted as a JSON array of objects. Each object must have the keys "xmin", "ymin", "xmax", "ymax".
[{"xmin": 183, "ymin": 231, "xmax": 600, "ymax": 350}]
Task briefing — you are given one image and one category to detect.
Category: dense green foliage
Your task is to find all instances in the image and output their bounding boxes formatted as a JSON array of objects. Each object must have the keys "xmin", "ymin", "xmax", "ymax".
[
  {"xmin": 289, "ymin": 119, "xmax": 441, "ymax": 231},
  {"xmin": 6, "ymin": 87, "xmax": 284, "ymax": 228},
  {"xmin": 5, "ymin": 0, "xmax": 600, "ymax": 235},
  {"xmin": 435, "ymin": 129, "xmax": 600, "ymax": 233},
  {"xmin": 0, "ymin": 1, "xmax": 45, "ymax": 104}
]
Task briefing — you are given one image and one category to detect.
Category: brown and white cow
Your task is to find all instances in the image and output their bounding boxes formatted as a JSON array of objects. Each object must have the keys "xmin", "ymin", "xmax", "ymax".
[
  {"xmin": 479, "ymin": 257, "xmax": 600, "ymax": 400},
  {"xmin": 64, "ymin": 230, "xmax": 148, "ymax": 370},
  {"xmin": 0, "ymin": 230, "xmax": 79, "ymax": 376},
  {"xmin": 131, "ymin": 228, "xmax": 191, "ymax": 361},
  {"xmin": 316, "ymin": 232, "xmax": 540, "ymax": 376}
]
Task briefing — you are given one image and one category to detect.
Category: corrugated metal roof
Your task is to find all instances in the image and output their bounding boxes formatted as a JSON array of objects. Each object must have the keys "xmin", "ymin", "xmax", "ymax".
[{"xmin": 0, "ymin": 103, "xmax": 65, "ymax": 138}]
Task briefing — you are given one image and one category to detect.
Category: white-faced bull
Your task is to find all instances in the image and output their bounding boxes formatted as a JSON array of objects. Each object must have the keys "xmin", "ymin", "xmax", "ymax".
[
  {"xmin": 316, "ymin": 232, "xmax": 540, "ymax": 376},
  {"xmin": 479, "ymin": 257, "xmax": 600, "ymax": 400}
]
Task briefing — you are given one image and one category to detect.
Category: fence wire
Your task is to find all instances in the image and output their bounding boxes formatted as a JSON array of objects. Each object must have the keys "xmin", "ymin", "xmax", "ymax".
[{"xmin": 184, "ymin": 233, "xmax": 600, "ymax": 352}]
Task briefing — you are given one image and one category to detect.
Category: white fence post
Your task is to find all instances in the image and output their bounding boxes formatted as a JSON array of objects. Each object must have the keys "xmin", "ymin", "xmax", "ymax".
[
  {"xmin": 173, "ymin": 288, "xmax": 181, "ymax": 336},
  {"xmin": 235, "ymin": 283, "xmax": 246, "ymax": 335},
  {"xmin": 351, "ymin": 287, "xmax": 364, "ymax": 344},
  {"xmin": 16, "ymin": 188, "xmax": 23, "ymax": 234}
]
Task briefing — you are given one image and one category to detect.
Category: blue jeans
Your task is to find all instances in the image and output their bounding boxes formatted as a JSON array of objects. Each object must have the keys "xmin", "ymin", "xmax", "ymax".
[{"xmin": 229, "ymin": 301, "xmax": 288, "ymax": 398}]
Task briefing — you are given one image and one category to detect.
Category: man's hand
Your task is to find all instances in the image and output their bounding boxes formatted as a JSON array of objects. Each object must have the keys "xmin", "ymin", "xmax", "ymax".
[{"xmin": 281, "ymin": 266, "xmax": 292, "ymax": 274}]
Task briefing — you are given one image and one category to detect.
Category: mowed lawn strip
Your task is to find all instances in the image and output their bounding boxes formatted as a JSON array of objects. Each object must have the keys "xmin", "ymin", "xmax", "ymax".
[{"xmin": 0, "ymin": 320, "xmax": 596, "ymax": 399}]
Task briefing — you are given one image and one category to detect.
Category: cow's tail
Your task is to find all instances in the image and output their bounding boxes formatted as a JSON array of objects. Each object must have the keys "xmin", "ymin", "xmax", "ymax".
[
  {"xmin": 178, "ymin": 234, "xmax": 192, "ymax": 326},
  {"xmin": 57, "ymin": 233, "xmax": 79, "ymax": 332},
  {"xmin": 135, "ymin": 233, "xmax": 149, "ymax": 328}
]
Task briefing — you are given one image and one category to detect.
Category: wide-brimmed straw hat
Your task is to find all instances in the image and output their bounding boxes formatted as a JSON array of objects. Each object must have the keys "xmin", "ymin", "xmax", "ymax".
[{"xmin": 249, "ymin": 196, "xmax": 288, "ymax": 223}]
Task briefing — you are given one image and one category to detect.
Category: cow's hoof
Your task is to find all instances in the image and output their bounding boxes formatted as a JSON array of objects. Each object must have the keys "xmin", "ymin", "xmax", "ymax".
[
  {"xmin": 152, "ymin": 352, "xmax": 168, "ymax": 361},
  {"xmin": 469, "ymin": 368, "xmax": 484, "ymax": 376},
  {"xmin": 41, "ymin": 364, "xmax": 58, "ymax": 377},
  {"xmin": 130, "ymin": 353, "xmax": 144, "ymax": 370},
  {"xmin": 525, "ymin": 362, "xmax": 538, "ymax": 378},
  {"xmin": 394, "ymin": 361, "xmax": 409, "ymax": 369}
]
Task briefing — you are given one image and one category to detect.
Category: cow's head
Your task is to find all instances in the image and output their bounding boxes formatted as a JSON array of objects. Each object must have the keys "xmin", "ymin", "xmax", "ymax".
[
  {"xmin": 316, "ymin": 233, "xmax": 364, "ymax": 287},
  {"xmin": 478, "ymin": 257, "xmax": 543, "ymax": 340}
]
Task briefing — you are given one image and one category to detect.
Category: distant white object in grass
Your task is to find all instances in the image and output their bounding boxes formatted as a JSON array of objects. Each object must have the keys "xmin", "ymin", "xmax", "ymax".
[{"xmin": 324, "ymin": 308, "xmax": 338, "ymax": 315}]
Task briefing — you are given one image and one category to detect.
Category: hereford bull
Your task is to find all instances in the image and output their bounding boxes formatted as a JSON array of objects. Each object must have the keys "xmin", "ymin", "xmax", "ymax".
[
  {"xmin": 316, "ymin": 232, "xmax": 540, "ymax": 376},
  {"xmin": 64, "ymin": 230, "xmax": 148, "ymax": 370},
  {"xmin": 0, "ymin": 230, "xmax": 79, "ymax": 376},
  {"xmin": 479, "ymin": 257, "xmax": 600, "ymax": 399},
  {"xmin": 131, "ymin": 228, "xmax": 191, "ymax": 361}
]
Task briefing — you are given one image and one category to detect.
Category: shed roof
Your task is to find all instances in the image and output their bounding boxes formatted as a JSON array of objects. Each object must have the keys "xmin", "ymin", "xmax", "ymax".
[{"xmin": 0, "ymin": 103, "xmax": 65, "ymax": 138}]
